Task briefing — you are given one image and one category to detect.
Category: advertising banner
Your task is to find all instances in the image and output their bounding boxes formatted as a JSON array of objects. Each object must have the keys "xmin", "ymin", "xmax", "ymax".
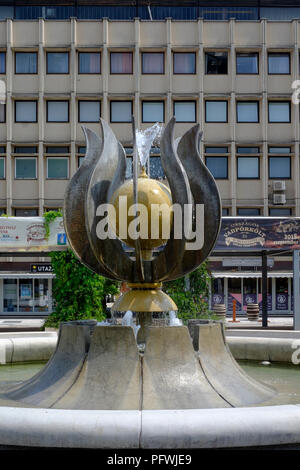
[
  {"xmin": 216, "ymin": 217, "xmax": 300, "ymax": 251},
  {"xmin": 0, "ymin": 217, "xmax": 67, "ymax": 252}
]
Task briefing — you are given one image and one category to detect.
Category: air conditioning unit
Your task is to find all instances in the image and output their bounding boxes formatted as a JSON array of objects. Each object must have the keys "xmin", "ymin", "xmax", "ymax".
[
  {"xmin": 273, "ymin": 181, "xmax": 286, "ymax": 191},
  {"xmin": 273, "ymin": 193, "xmax": 286, "ymax": 205}
]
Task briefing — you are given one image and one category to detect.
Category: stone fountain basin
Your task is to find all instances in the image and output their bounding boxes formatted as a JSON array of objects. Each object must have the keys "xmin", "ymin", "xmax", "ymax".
[{"xmin": 0, "ymin": 321, "xmax": 299, "ymax": 449}]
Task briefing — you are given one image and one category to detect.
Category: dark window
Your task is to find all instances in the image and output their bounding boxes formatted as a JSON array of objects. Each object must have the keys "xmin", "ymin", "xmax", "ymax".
[
  {"xmin": 236, "ymin": 53, "xmax": 258, "ymax": 74},
  {"xmin": 222, "ymin": 208, "xmax": 229, "ymax": 216},
  {"xmin": 15, "ymin": 208, "xmax": 38, "ymax": 216},
  {"xmin": 78, "ymin": 52, "xmax": 101, "ymax": 74},
  {"xmin": 268, "ymin": 53, "xmax": 290, "ymax": 74},
  {"xmin": 269, "ymin": 157, "xmax": 291, "ymax": 179},
  {"xmin": 237, "ymin": 208, "xmax": 261, "ymax": 216},
  {"xmin": 142, "ymin": 52, "xmax": 164, "ymax": 74},
  {"xmin": 173, "ymin": 52, "xmax": 196, "ymax": 74},
  {"xmin": 205, "ymin": 157, "xmax": 228, "ymax": 179},
  {"xmin": 205, "ymin": 52, "xmax": 227, "ymax": 74},
  {"xmin": 0, "ymin": 104, "xmax": 5, "ymax": 123},
  {"xmin": 0, "ymin": 157, "xmax": 4, "ymax": 179},
  {"xmin": 46, "ymin": 146, "xmax": 69, "ymax": 154},
  {"xmin": 14, "ymin": 147, "xmax": 37, "ymax": 154},
  {"xmin": 110, "ymin": 52, "xmax": 133, "ymax": 74},
  {"xmin": 15, "ymin": 52, "xmax": 37, "ymax": 74},
  {"xmin": 269, "ymin": 208, "xmax": 292, "ymax": 216},
  {"xmin": 0, "ymin": 52, "xmax": 6, "ymax": 74},
  {"xmin": 77, "ymin": 146, "xmax": 86, "ymax": 154},
  {"xmin": 237, "ymin": 147, "xmax": 260, "ymax": 154},
  {"xmin": 47, "ymin": 52, "xmax": 69, "ymax": 74}
]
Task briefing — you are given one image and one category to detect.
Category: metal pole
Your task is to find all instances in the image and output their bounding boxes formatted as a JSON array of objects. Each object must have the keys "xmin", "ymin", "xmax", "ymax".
[
  {"xmin": 293, "ymin": 250, "xmax": 300, "ymax": 330},
  {"xmin": 262, "ymin": 250, "xmax": 268, "ymax": 328}
]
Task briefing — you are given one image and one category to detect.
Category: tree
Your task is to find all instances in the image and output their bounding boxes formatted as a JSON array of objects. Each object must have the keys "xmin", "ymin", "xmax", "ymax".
[
  {"xmin": 163, "ymin": 262, "xmax": 216, "ymax": 322},
  {"xmin": 45, "ymin": 249, "xmax": 119, "ymax": 327}
]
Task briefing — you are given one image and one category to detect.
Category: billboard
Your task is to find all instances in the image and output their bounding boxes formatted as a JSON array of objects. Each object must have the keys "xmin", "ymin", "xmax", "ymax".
[{"xmin": 216, "ymin": 217, "xmax": 300, "ymax": 251}]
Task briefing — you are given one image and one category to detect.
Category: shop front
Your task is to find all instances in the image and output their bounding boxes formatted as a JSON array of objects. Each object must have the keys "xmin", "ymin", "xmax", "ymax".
[
  {"xmin": 211, "ymin": 272, "xmax": 293, "ymax": 315},
  {"xmin": 0, "ymin": 273, "xmax": 53, "ymax": 316}
]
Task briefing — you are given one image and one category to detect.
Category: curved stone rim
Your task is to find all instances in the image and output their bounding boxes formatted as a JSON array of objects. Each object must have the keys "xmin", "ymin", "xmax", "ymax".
[{"xmin": 0, "ymin": 405, "xmax": 300, "ymax": 449}]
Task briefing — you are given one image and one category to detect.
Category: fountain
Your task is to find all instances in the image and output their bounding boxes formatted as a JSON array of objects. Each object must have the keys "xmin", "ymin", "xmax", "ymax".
[{"xmin": 0, "ymin": 118, "xmax": 300, "ymax": 449}]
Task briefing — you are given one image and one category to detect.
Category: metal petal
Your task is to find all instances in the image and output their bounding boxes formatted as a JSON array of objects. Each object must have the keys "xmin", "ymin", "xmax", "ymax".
[{"xmin": 63, "ymin": 126, "xmax": 116, "ymax": 279}]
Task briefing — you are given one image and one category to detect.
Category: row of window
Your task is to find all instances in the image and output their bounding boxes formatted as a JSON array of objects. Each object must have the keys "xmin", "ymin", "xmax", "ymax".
[
  {"xmin": 0, "ymin": 99, "xmax": 294, "ymax": 124},
  {"xmin": 0, "ymin": 207, "xmax": 292, "ymax": 218},
  {"xmin": 0, "ymin": 51, "xmax": 297, "ymax": 76}
]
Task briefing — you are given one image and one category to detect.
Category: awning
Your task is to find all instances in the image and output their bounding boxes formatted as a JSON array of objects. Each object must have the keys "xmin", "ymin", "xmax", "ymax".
[
  {"xmin": 212, "ymin": 272, "xmax": 293, "ymax": 278},
  {"xmin": 0, "ymin": 273, "xmax": 55, "ymax": 279}
]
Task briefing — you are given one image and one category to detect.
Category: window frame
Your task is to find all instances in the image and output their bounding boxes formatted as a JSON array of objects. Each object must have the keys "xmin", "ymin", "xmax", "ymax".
[
  {"xmin": 15, "ymin": 100, "xmax": 37, "ymax": 123},
  {"xmin": 110, "ymin": 51, "xmax": 133, "ymax": 75},
  {"xmin": 46, "ymin": 100, "xmax": 70, "ymax": 123},
  {"xmin": 269, "ymin": 207, "xmax": 292, "ymax": 216},
  {"xmin": 237, "ymin": 208, "xmax": 261, "ymax": 216},
  {"xmin": 237, "ymin": 156, "xmax": 260, "ymax": 180},
  {"xmin": 46, "ymin": 51, "xmax": 70, "ymax": 75},
  {"xmin": 205, "ymin": 100, "xmax": 228, "ymax": 123},
  {"xmin": 205, "ymin": 51, "xmax": 228, "ymax": 75},
  {"xmin": 268, "ymin": 101, "xmax": 291, "ymax": 123},
  {"xmin": 110, "ymin": 100, "xmax": 133, "ymax": 123},
  {"xmin": 141, "ymin": 51, "xmax": 165, "ymax": 75},
  {"xmin": 78, "ymin": 51, "xmax": 101, "ymax": 75},
  {"xmin": 236, "ymin": 101, "xmax": 259, "ymax": 123},
  {"xmin": 15, "ymin": 157, "xmax": 37, "ymax": 180},
  {"xmin": 142, "ymin": 100, "xmax": 165, "ymax": 123},
  {"xmin": 268, "ymin": 155, "xmax": 291, "ymax": 180},
  {"xmin": 173, "ymin": 51, "xmax": 196, "ymax": 75},
  {"xmin": 173, "ymin": 100, "xmax": 196, "ymax": 123},
  {"xmin": 46, "ymin": 157, "xmax": 69, "ymax": 180},
  {"xmin": 15, "ymin": 51, "xmax": 38, "ymax": 75},
  {"xmin": 268, "ymin": 52, "xmax": 291, "ymax": 75},
  {"xmin": 236, "ymin": 52, "xmax": 259, "ymax": 75},
  {"xmin": 78, "ymin": 100, "xmax": 101, "ymax": 123}
]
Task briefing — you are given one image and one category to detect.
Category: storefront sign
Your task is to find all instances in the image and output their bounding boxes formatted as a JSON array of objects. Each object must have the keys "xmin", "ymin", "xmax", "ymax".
[
  {"xmin": 211, "ymin": 293, "xmax": 225, "ymax": 306},
  {"xmin": 223, "ymin": 258, "xmax": 274, "ymax": 267},
  {"xmin": 0, "ymin": 217, "xmax": 67, "ymax": 252},
  {"xmin": 275, "ymin": 293, "xmax": 289, "ymax": 310},
  {"xmin": 216, "ymin": 218, "xmax": 300, "ymax": 251},
  {"xmin": 31, "ymin": 264, "xmax": 54, "ymax": 273}
]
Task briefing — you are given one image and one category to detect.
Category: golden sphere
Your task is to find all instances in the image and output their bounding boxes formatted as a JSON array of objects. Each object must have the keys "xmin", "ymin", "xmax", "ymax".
[{"xmin": 109, "ymin": 172, "xmax": 172, "ymax": 251}]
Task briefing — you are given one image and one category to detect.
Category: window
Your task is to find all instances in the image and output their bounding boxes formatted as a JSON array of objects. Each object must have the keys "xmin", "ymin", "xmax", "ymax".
[
  {"xmin": 205, "ymin": 101, "xmax": 227, "ymax": 123},
  {"xmin": 15, "ymin": 101, "xmax": 37, "ymax": 122},
  {"xmin": 237, "ymin": 101, "xmax": 259, "ymax": 123},
  {"xmin": 15, "ymin": 158, "xmax": 37, "ymax": 179},
  {"xmin": 110, "ymin": 52, "xmax": 133, "ymax": 74},
  {"xmin": 269, "ymin": 147, "xmax": 291, "ymax": 154},
  {"xmin": 15, "ymin": 208, "xmax": 38, "ymax": 216},
  {"xmin": 0, "ymin": 157, "xmax": 4, "ymax": 178},
  {"xmin": 78, "ymin": 101, "xmax": 101, "ymax": 123},
  {"xmin": 110, "ymin": 101, "xmax": 132, "ymax": 123},
  {"xmin": 237, "ymin": 157, "xmax": 260, "ymax": 179},
  {"xmin": 142, "ymin": 102, "xmax": 164, "ymax": 123},
  {"xmin": 174, "ymin": 101, "xmax": 196, "ymax": 123},
  {"xmin": 237, "ymin": 208, "xmax": 261, "ymax": 216},
  {"xmin": 269, "ymin": 208, "xmax": 291, "ymax": 216},
  {"xmin": 47, "ymin": 158, "xmax": 69, "ymax": 179},
  {"xmin": 14, "ymin": 146, "xmax": 37, "ymax": 153},
  {"xmin": 269, "ymin": 156, "xmax": 291, "ymax": 179},
  {"xmin": 0, "ymin": 104, "xmax": 5, "ymax": 123},
  {"xmin": 173, "ymin": 52, "xmax": 196, "ymax": 74},
  {"xmin": 47, "ymin": 101, "xmax": 69, "ymax": 122},
  {"xmin": 205, "ymin": 147, "xmax": 228, "ymax": 179},
  {"xmin": 78, "ymin": 52, "xmax": 101, "ymax": 74},
  {"xmin": 150, "ymin": 155, "xmax": 164, "ymax": 179},
  {"xmin": 268, "ymin": 102, "xmax": 291, "ymax": 123},
  {"xmin": 47, "ymin": 52, "xmax": 69, "ymax": 74},
  {"xmin": 222, "ymin": 208, "xmax": 229, "ymax": 216},
  {"xmin": 142, "ymin": 52, "xmax": 164, "ymax": 74},
  {"xmin": 0, "ymin": 52, "xmax": 6, "ymax": 74},
  {"xmin": 46, "ymin": 146, "xmax": 69, "ymax": 154},
  {"xmin": 78, "ymin": 156, "xmax": 85, "ymax": 167},
  {"xmin": 15, "ymin": 52, "xmax": 37, "ymax": 74},
  {"xmin": 77, "ymin": 146, "xmax": 86, "ymax": 154},
  {"xmin": 268, "ymin": 53, "xmax": 290, "ymax": 74},
  {"xmin": 237, "ymin": 147, "xmax": 260, "ymax": 154},
  {"xmin": 236, "ymin": 53, "xmax": 258, "ymax": 74},
  {"xmin": 205, "ymin": 52, "xmax": 227, "ymax": 74}
]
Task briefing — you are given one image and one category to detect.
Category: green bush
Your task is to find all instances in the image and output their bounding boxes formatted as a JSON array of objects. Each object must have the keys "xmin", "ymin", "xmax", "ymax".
[{"xmin": 45, "ymin": 250, "xmax": 119, "ymax": 328}]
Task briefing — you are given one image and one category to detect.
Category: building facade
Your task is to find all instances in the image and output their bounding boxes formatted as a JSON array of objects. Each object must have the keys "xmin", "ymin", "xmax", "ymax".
[{"xmin": 0, "ymin": 1, "xmax": 300, "ymax": 315}]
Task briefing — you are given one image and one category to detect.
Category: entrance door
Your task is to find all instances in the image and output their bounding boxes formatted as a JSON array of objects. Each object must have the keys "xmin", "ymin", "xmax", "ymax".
[{"xmin": 228, "ymin": 278, "xmax": 242, "ymax": 312}]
